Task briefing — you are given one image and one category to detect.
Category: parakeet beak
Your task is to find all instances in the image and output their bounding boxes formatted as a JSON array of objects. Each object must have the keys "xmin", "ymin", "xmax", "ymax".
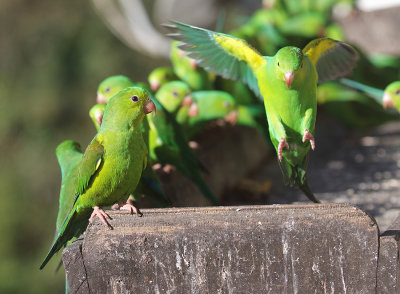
[
  {"xmin": 224, "ymin": 110, "xmax": 238, "ymax": 125},
  {"xmin": 284, "ymin": 71, "xmax": 294, "ymax": 88},
  {"xmin": 97, "ymin": 92, "xmax": 107, "ymax": 104},
  {"xmin": 382, "ymin": 92, "xmax": 394, "ymax": 109},
  {"xmin": 182, "ymin": 94, "xmax": 193, "ymax": 107},
  {"xmin": 188, "ymin": 103, "xmax": 199, "ymax": 117},
  {"xmin": 95, "ymin": 112, "xmax": 103, "ymax": 127},
  {"xmin": 189, "ymin": 58, "xmax": 198, "ymax": 69},
  {"xmin": 144, "ymin": 99, "xmax": 156, "ymax": 116},
  {"xmin": 150, "ymin": 80, "xmax": 160, "ymax": 92}
]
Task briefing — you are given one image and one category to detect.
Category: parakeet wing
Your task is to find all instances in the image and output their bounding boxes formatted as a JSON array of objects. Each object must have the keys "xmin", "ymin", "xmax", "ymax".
[
  {"xmin": 165, "ymin": 21, "xmax": 265, "ymax": 97},
  {"xmin": 303, "ymin": 38, "xmax": 358, "ymax": 84},
  {"xmin": 75, "ymin": 138, "xmax": 104, "ymax": 196}
]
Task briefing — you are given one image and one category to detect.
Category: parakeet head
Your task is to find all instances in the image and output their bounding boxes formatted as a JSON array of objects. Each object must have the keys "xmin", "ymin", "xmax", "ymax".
[
  {"xmin": 148, "ymin": 67, "xmax": 177, "ymax": 92},
  {"xmin": 383, "ymin": 81, "xmax": 400, "ymax": 110},
  {"xmin": 56, "ymin": 140, "xmax": 82, "ymax": 160},
  {"xmin": 89, "ymin": 103, "xmax": 106, "ymax": 131},
  {"xmin": 97, "ymin": 75, "xmax": 134, "ymax": 103},
  {"xmin": 102, "ymin": 87, "xmax": 156, "ymax": 130},
  {"xmin": 274, "ymin": 47, "xmax": 305, "ymax": 88},
  {"xmin": 156, "ymin": 81, "xmax": 191, "ymax": 113}
]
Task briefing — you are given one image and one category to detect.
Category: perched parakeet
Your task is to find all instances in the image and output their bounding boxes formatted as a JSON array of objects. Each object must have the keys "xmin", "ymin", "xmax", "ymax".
[
  {"xmin": 155, "ymin": 80, "xmax": 191, "ymax": 114},
  {"xmin": 95, "ymin": 76, "xmax": 170, "ymax": 208},
  {"xmin": 149, "ymin": 91, "xmax": 219, "ymax": 205},
  {"xmin": 170, "ymin": 41, "xmax": 214, "ymax": 90},
  {"xmin": 89, "ymin": 103, "xmax": 106, "ymax": 131},
  {"xmin": 40, "ymin": 87, "xmax": 156, "ymax": 269},
  {"xmin": 54, "ymin": 140, "xmax": 83, "ymax": 236},
  {"xmin": 148, "ymin": 67, "xmax": 178, "ymax": 92},
  {"xmin": 166, "ymin": 21, "xmax": 358, "ymax": 203},
  {"xmin": 318, "ymin": 82, "xmax": 399, "ymax": 128},
  {"xmin": 340, "ymin": 79, "xmax": 400, "ymax": 112}
]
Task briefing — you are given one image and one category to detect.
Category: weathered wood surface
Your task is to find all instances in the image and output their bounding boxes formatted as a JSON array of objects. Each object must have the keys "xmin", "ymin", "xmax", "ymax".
[
  {"xmin": 63, "ymin": 204, "xmax": 380, "ymax": 294},
  {"xmin": 377, "ymin": 215, "xmax": 400, "ymax": 294}
]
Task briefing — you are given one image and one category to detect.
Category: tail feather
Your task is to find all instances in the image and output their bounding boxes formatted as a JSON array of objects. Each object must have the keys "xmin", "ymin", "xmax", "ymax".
[
  {"xmin": 40, "ymin": 205, "xmax": 88, "ymax": 270},
  {"xmin": 278, "ymin": 156, "xmax": 320, "ymax": 203}
]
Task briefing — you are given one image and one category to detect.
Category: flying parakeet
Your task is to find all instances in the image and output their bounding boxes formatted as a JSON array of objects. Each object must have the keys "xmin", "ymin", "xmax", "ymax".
[
  {"xmin": 95, "ymin": 76, "xmax": 171, "ymax": 208},
  {"xmin": 148, "ymin": 67, "xmax": 178, "ymax": 92},
  {"xmin": 166, "ymin": 21, "xmax": 358, "ymax": 203},
  {"xmin": 40, "ymin": 87, "xmax": 156, "ymax": 269}
]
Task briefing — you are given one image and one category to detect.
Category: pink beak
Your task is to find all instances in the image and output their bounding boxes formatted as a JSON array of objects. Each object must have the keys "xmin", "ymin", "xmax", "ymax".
[
  {"xmin": 95, "ymin": 112, "xmax": 103, "ymax": 127},
  {"xmin": 181, "ymin": 94, "xmax": 193, "ymax": 107},
  {"xmin": 284, "ymin": 71, "xmax": 294, "ymax": 89},
  {"xmin": 382, "ymin": 92, "xmax": 394, "ymax": 109},
  {"xmin": 150, "ymin": 80, "xmax": 160, "ymax": 92},
  {"xmin": 97, "ymin": 92, "xmax": 107, "ymax": 104},
  {"xmin": 224, "ymin": 110, "xmax": 238, "ymax": 125},
  {"xmin": 143, "ymin": 100, "xmax": 156, "ymax": 116}
]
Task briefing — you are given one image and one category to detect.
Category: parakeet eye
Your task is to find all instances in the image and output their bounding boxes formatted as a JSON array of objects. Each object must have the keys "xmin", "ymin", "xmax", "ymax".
[
  {"xmin": 277, "ymin": 61, "xmax": 280, "ymax": 66},
  {"xmin": 172, "ymin": 91, "xmax": 179, "ymax": 97},
  {"xmin": 395, "ymin": 90, "xmax": 400, "ymax": 95},
  {"xmin": 105, "ymin": 87, "xmax": 111, "ymax": 93},
  {"xmin": 130, "ymin": 95, "xmax": 140, "ymax": 103},
  {"xmin": 223, "ymin": 101, "xmax": 231, "ymax": 108}
]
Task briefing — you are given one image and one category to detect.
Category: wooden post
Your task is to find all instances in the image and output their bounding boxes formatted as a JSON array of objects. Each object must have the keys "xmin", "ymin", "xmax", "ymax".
[{"xmin": 63, "ymin": 204, "xmax": 382, "ymax": 293}]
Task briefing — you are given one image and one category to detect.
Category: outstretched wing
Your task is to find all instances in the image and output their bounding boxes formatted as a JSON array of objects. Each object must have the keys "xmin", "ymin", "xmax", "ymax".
[
  {"xmin": 75, "ymin": 137, "xmax": 104, "ymax": 196},
  {"xmin": 303, "ymin": 38, "xmax": 359, "ymax": 84},
  {"xmin": 165, "ymin": 21, "xmax": 266, "ymax": 97}
]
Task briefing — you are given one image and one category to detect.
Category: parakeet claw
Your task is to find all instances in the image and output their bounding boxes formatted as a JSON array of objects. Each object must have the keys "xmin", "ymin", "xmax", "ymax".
[
  {"xmin": 89, "ymin": 206, "xmax": 113, "ymax": 229},
  {"xmin": 278, "ymin": 138, "xmax": 289, "ymax": 161},
  {"xmin": 302, "ymin": 130, "xmax": 315, "ymax": 150},
  {"xmin": 111, "ymin": 203, "xmax": 119, "ymax": 210},
  {"xmin": 119, "ymin": 198, "xmax": 143, "ymax": 217}
]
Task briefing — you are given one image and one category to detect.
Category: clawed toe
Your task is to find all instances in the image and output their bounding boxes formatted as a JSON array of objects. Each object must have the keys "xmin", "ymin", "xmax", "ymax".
[
  {"xmin": 302, "ymin": 129, "xmax": 315, "ymax": 150},
  {"xmin": 89, "ymin": 206, "xmax": 113, "ymax": 229}
]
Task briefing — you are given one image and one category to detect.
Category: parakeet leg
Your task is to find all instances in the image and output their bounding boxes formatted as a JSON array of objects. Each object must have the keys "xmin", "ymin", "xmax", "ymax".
[
  {"xmin": 89, "ymin": 206, "xmax": 112, "ymax": 229},
  {"xmin": 302, "ymin": 129, "xmax": 315, "ymax": 150},
  {"xmin": 119, "ymin": 197, "xmax": 143, "ymax": 216},
  {"xmin": 278, "ymin": 138, "xmax": 289, "ymax": 161}
]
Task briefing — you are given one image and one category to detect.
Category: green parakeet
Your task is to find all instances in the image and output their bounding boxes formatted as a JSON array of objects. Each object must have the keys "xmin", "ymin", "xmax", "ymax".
[
  {"xmin": 155, "ymin": 81, "xmax": 191, "ymax": 114},
  {"xmin": 40, "ymin": 87, "xmax": 156, "ymax": 269},
  {"xmin": 170, "ymin": 41, "xmax": 214, "ymax": 90},
  {"xmin": 95, "ymin": 76, "xmax": 170, "ymax": 208},
  {"xmin": 340, "ymin": 78, "xmax": 400, "ymax": 112},
  {"xmin": 318, "ymin": 82, "xmax": 399, "ymax": 128},
  {"xmin": 166, "ymin": 21, "xmax": 358, "ymax": 203},
  {"xmin": 149, "ymin": 91, "xmax": 219, "ymax": 205},
  {"xmin": 89, "ymin": 103, "xmax": 106, "ymax": 131},
  {"xmin": 148, "ymin": 67, "xmax": 178, "ymax": 92}
]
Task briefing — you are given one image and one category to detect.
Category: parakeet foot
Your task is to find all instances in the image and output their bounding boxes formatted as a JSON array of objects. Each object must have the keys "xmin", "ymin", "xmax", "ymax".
[
  {"xmin": 119, "ymin": 198, "xmax": 143, "ymax": 217},
  {"xmin": 111, "ymin": 203, "xmax": 119, "ymax": 210},
  {"xmin": 152, "ymin": 163, "xmax": 162, "ymax": 170},
  {"xmin": 163, "ymin": 164, "xmax": 176, "ymax": 173},
  {"xmin": 189, "ymin": 141, "xmax": 199, "ymax": 149},
  {"xmin": 89, "ymin": 206, "xmax": 113, "ymax": 229},
  {"xmin": 302, "ymin": 130, "xmax": 315, "ymax": 150},
  {"xmin": 278, "ymin": 138, "xmax": 289, "ymax": 161}
]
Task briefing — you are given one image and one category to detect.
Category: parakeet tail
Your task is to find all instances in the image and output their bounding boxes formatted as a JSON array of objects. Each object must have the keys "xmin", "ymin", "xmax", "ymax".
[
  {"xmin": 40, "ymin": 205, "xmax": 87, "ymax": 270},
  {"xmin": 188, "ymin": 172, "xmax": 219, "ymax": 205},
  {"xmin": 278, "ymin": 157, "xmax": 320, "ymax": 203},
  {"xmin": 141, "ymin": 176, "xmax": 172, "ymax": 207}
]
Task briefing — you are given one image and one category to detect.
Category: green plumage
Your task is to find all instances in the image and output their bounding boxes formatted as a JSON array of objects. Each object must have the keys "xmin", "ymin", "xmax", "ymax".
[
  {"xmin": 166, "ymin": 21, "xmax": 358, "ymax": 203},
  {"xmin": 40, "ymin": 87, "xmax": 151, "ymax": 269}
]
